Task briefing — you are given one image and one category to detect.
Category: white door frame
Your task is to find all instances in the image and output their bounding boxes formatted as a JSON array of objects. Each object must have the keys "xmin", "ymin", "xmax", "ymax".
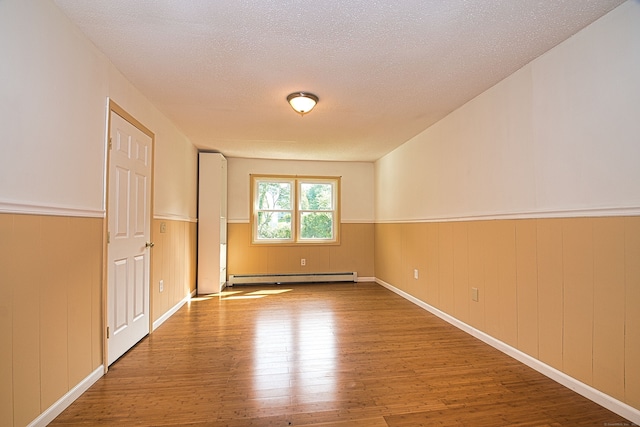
[{"xmin": 103, "ymin": 99, "xmax": 155, "ymax": 371}]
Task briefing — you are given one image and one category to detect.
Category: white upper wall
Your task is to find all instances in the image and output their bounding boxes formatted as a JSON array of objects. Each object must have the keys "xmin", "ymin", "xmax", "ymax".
[
  {"xmin": 108, "ymin": 65, "xmax": 199, "ymax": 221},
  {"xmin": 375, "ymin": 0, "xmax": 640, "ymax": 222},
  {"xmin": 0, "ymin": 0, "xmax": 197, "ymax": 219},
  {"xmin": 227, "ymin": 157, "xmax": 374, "ymax": 223}
]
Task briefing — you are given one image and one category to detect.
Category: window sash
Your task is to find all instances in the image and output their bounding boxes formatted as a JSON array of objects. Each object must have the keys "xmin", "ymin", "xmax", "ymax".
[
  {"xmin": 297, "ymin": 179, "xmax": 336, "ymax": 242},
  {"xmin": 253, "ymin": 178, "xmax": 294, "ymax": 243}
]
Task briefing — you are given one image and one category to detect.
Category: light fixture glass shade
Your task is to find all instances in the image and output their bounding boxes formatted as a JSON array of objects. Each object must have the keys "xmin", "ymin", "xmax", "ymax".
[{"xmin": 287, "ymin": 92, "xmax": 318, "ymax": 116}]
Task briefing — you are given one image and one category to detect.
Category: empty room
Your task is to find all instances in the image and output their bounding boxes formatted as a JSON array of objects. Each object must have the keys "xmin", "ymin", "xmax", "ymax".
[{"xmin": 1, "ymin": 1, "xmax": 639, "ymax": 426}]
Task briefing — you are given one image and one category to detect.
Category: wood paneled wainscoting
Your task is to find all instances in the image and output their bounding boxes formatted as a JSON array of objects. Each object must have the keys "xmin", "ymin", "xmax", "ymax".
[
  {"xmin": 0, "ymin": 213, "xmax": 103, "ymax": 427},
  {"xmin": 51, "ymin": 283, "xmax": 631, "ymax": 426},
  {"xmin": 375, "ymin": 216, "xmax": 640, "ymax": 421},
  {"xmin": 150, "ymin": 217, "xmax": 197, "ymax": 328},
  {"xmin": 0, "ymin": 213, "xmax": 198, "ymax": 426},
  {"xmin": 227, "ymin": 222, "xmax": 375, "ymax": 278}
]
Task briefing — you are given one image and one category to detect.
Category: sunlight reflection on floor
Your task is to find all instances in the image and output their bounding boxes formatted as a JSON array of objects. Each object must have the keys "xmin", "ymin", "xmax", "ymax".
[
  {"xmin": 253, "ymin": 299, "xmax": 337, "ymax": 408},
  {"xmin": 247, "ymin": 289, "xmax": 293, "ymax": 295},
  {"xmin": 193, "ymin": 288, "xmax": 293, "ymax": 301},
  {"xmin": 190, "ymin": 287, "xmax": 338, "ymax": 409}
]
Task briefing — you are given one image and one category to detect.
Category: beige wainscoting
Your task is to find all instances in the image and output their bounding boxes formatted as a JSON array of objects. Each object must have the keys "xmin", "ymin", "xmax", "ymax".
[
  {"xmin": 0, "ymin": 213, "xmax": 103, "ymax": 427},
  {"xmin": 151, "ymin": 218, "xmax": 197, "ymax": 324},
  {"xmin": 375, "ymin": 216, "xmax": 640, "ymax": 410},
  {"xmin": 228, "ymin": 222, "xmax": 375, "ymax": 278},
  {"xmin": 0, "ymin": 214, "xmax": 197, "ymax": 426}
]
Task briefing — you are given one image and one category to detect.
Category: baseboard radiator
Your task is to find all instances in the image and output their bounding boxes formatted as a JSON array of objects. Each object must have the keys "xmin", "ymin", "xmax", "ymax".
[{"xmin": 228, "ymin": 272, "xmax": 357, "ymax": 286}]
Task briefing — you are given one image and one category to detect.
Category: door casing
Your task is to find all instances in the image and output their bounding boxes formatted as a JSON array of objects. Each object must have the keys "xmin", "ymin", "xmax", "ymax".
[{"xmin": 103, "ymin": 99, "xmax": 155, "ymax": 371}]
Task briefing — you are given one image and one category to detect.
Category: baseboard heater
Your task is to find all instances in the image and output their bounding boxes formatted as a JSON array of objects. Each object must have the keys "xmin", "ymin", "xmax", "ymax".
[{"xmin": 228, "ymin": 272, "xmax": 357, "ymax": 286}]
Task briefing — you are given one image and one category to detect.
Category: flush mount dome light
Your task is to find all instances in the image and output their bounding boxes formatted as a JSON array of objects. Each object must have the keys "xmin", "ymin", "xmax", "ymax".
[{"xmin": 287, "ymin": 92, "xmax": 318, "ymax": 116}]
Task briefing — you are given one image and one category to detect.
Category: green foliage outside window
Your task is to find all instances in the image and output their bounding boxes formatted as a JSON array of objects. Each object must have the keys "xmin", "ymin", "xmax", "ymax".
[
  {"xmin": 301, "ymin": 212, "xmax": 333, "ymax": 239},
  {"xmin": 257, "ymin": 212, "xmax": 291, "ymax": 239},
  {"xmin": 256, "ymin": 182, "xmax": 292, "ymax": 240},
  {"xmin": 300, "ymin": 183, "xmax": 332, "ymax": 210}
]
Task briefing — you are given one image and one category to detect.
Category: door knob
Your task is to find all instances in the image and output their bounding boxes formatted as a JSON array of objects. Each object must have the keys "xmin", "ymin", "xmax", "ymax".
[{"xmin": 145, "ymin": 242, "xmax": 155, "ymax": 248}]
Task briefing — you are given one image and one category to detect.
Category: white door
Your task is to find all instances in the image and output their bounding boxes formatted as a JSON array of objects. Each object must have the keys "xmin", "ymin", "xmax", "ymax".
[{"xmin": 107, "ymin": 112, "xmax": 152, "ymax": 365}]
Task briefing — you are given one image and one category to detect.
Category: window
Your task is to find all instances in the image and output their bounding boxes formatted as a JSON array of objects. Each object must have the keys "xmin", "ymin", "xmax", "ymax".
[{"xmin": 251, "ymin": 175, "xmax": 340, "ymax": 244}]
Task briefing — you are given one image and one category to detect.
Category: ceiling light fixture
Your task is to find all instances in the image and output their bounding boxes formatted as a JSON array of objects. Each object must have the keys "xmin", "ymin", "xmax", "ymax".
[{"xmin": 287, "ymin": 92, "xmax": 318, "ymax": 116}]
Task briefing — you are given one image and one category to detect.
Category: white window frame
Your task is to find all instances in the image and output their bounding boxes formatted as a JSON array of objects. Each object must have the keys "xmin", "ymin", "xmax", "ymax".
[{"xmin": 251, "ymin": 175, "xmax": 341, "ymax": 245}]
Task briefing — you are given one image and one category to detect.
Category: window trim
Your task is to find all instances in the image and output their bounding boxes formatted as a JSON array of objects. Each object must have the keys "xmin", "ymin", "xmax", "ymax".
[{"xmin": 250, "ymin": 174, "xmax": 341, "ymax": 245}]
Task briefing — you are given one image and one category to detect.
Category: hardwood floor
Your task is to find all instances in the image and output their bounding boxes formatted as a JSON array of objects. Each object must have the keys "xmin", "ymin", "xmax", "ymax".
[{"xmin": 52, "ymin": 283, "xmax": 629, "ymax": 426}]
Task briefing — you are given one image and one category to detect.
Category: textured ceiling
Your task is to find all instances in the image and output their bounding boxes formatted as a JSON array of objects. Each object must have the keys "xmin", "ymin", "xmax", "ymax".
[{"xmin": 53, "ymin": 0, "xmax": 626, "ymax": 162}]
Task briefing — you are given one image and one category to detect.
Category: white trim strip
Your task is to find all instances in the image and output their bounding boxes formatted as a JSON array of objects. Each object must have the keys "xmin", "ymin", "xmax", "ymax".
[
  {"xmin": 375, "ymin": 206, "xmax": 640, "ymax": 224},
  {"xmin": 152, "ymin": 289, "xmax": 196, "ymax": 331},
  {"xmin": 375, "ymin": 278, "xmax": 640, "ymax": 425},
  {"xmin": 27, "ymin": 366, "xmax": 104, "ymax": 427},
  {"xmin": 154, "ymin": 213, "xmax": 198, "ymax": 223},
  {"xmin": 0, "ymin": 201, "xmax": 105, "ymax": 218},
  {"xmin": 228, "ymin": 218, "xmax": 250, "ymax": 224},
  {"xmin": 356, "ymin": 276, "xmax": 376, "ymax": 283},
  {"xmin": 228, "ymin": 219, "xmax": 375, "ymax": 224}
]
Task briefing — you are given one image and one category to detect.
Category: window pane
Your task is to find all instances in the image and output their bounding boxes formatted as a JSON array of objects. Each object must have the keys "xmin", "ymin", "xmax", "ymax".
[
  {"xmin": 257, "ymin": 211, "xmax": 292, "ymax": 239},
  {"xmin": 257, "ymin": 182, "xmax": 291, "ymax": 210},
  {"xmin": 300, "ymin": 183, "xmax": 332, "ymax": 210},
  {"xmin": 300, "ymin": 212, "xmax": 333, "ymax": 239}
]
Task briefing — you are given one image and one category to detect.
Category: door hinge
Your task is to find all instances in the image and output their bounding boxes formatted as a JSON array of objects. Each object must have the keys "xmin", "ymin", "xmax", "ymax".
[
  {"xmin": 108, "ymin": 137, "xmax": 113, "ymax": 150},
  {"xmin": 107, "ymin": 326, "xmax": 110, "ymax": 339},
  {"xmin": 107, "ymin": 231, "xmax": 110, "ymax": 244}
]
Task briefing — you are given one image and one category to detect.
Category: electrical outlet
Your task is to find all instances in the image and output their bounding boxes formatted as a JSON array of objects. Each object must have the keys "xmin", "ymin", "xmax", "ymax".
[
  {"xmin": 159, "ymin": 280, "xmax": 164, "ymax": 292},
  {"xmin": 471, "ymin": 287, "xmax": 479, "ymax": 302},
  {"xmin": 160, "ymin": 222, "xmax": 167, "ymax": 233},
  {"xmin": 301, "ymin": 258, "xmax": 306, "ymax": 266},
  {"xmin": 413, "ymin": 269, "xmax": 419, "ymax": 280}
]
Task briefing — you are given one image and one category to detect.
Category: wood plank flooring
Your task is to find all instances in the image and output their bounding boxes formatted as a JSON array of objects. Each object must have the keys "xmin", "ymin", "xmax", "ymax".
[{"xmin": 51, "ymin": 283, "xmax": 630, "ymax": 426}]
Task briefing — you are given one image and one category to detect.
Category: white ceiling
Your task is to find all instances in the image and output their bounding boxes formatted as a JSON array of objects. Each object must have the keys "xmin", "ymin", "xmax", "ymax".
[{"xmin": 53, "ymin": 0, "xmax": 625, "ymax": 162}]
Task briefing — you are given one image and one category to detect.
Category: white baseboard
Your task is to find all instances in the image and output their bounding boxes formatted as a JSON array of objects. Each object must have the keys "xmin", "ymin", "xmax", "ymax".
[
  {"xmin": 375, "ymin": 278, "xmax": 640, "ymax": 425},
  {"xmin": 356, "ymin": 276, "xmax": 376, "ymax": 283},
  {"xmin": 27, "ymin": 366, "xmax": 104, "ymax": 427},
  {"xmin": 29, "ymin": 289, "xmax": 196, "ymax": 426},
  {"xmin": 152, "ymin": 289, "xmax": 196, "ymax": 331}
]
